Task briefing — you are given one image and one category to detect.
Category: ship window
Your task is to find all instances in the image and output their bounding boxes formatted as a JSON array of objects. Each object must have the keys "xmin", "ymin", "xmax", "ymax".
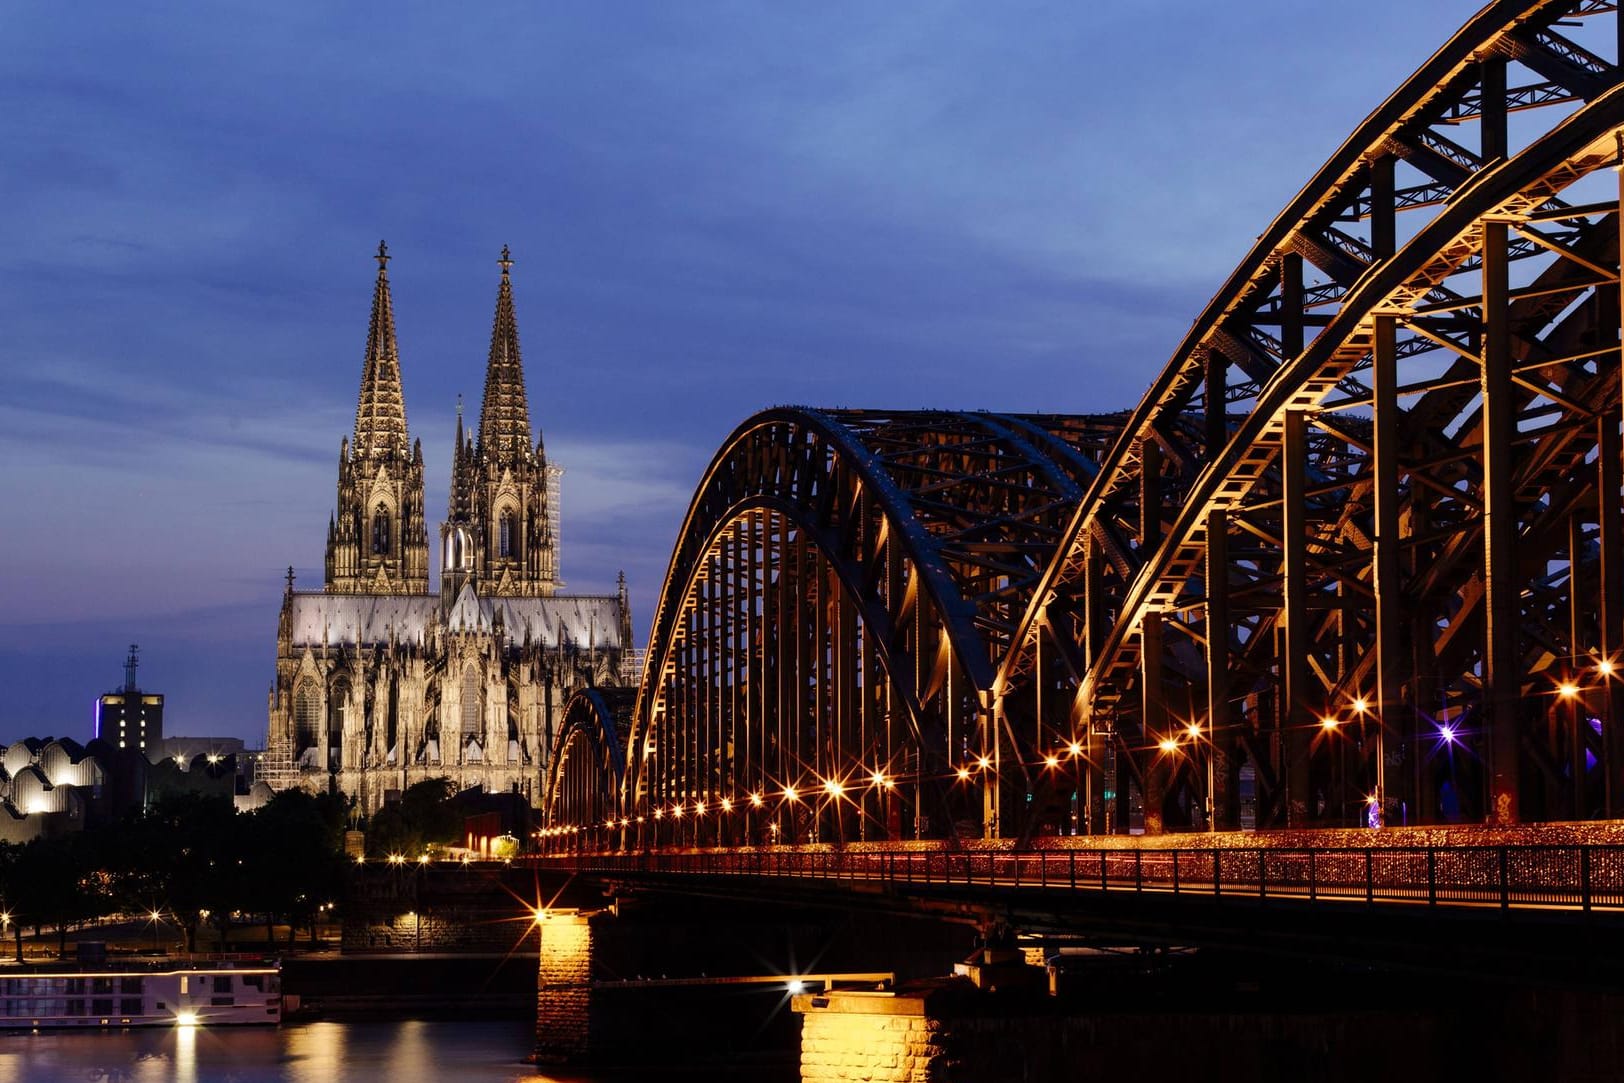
[
  {"xmin": 91, "ymin": 978, "xmax": 112, "ymax": 995},
  {"xmin": 211, "ymin": 996, "xmax": 234, "ymax": 1006},
  {"xmin": 243, "ymin": 975, "xmax": 264, "ymax": 990},
  {"xmin": 121, "ymin": 977, "xmax": 142, "ymax": 995},
  {"xmin": 92, "ymin": 998, "xmax": 112, "ymax": 1016},
  {"xmin": 372, "ymin": 505, "xmax": 391, "ymax": 555},
  {"xmin": 121, "ymin": 998, "xmax": 142, "ymax": 1015},
  {"xmin": 66, "ymin": 999, "xmax": 84, "ymax": 1016},
  {"xmin": 180, "ymin": 977, "xmax": 188, "ymax": 994},
  {"xmin": 214, "ymin": 976, "xmax": 232, "ymax": 993}
]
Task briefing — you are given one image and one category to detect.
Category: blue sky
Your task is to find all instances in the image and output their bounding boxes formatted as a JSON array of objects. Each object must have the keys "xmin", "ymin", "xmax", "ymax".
[{"xmin": 0, "ymin": 1, "xmax": 1474, "ymax": 743}]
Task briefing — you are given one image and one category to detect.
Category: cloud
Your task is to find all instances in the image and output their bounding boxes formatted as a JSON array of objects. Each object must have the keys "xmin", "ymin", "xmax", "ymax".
[{"xmin": 0, "ymin": 0, "xmax": 1493, "ymax": 740}]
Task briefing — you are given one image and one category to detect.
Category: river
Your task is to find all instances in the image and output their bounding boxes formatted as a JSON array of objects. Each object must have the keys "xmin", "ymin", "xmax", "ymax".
[{"xmin": 0, "ymin": 1019, "xmax": 789, "ymax": 1082}]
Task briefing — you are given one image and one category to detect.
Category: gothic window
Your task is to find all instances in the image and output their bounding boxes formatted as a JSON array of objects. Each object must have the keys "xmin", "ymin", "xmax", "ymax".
[
  {"xmin": 328, "ymin": 679, "xmax": 348, "ymax": 769},
  {"xmin": 499, "ymin": 511, "xmax": 517, "ymax": 558},
  {"xmin": 507, "ymin": 699, "xmax": 521, "ymax": 763},
  {"xmin": 386, "ymin": 677, "xmax": 399, "ymax": 753},
  {"xmin": 371, "ymin": 504, "xmax": 391, "ymax": 555},
  {"xmin": 294, "ymin": 681, "xmax": 320, "ymax": 757},
  {"xmin": 461, "ymin": 664, "xmax": 481, "ymax": 739}
]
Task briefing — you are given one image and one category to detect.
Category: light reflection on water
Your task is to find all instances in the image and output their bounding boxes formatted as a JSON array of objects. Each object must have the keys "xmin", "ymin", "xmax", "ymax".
[{"xmin": 0, "ymin": 1020, "xmax": 617, "ymax": 1083}]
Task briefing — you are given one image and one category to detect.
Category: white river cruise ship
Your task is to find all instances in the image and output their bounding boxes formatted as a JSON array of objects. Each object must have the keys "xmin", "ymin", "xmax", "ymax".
[{"xmin": 0, "ymin": 960, "xmax": 280, "ymax": 1028}]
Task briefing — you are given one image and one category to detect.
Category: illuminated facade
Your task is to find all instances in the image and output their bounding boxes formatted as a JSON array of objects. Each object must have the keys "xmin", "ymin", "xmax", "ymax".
[
  {"xmin": 95, "ymin": 645, "xmax": 163, "ymax": 756},
  {"xmin": 265, "ymin": 245, "xmax": 633, "ymax": 814}
]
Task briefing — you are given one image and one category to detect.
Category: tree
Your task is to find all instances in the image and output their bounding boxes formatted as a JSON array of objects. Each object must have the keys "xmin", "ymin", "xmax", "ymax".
[
  {"xmin": 133, "ymin": 792, "xmax": 241, "ymax": 953},
  {"xmin": 365, "ymin": 777, "xmax": 460, "ymax": 857},
  {"xmin": 243, "ymin": 789, "xmax": 347, "ymax": 947},
  {"xmin": 0, "ymin": 834, "xmax": 117, "ymax": 958}
]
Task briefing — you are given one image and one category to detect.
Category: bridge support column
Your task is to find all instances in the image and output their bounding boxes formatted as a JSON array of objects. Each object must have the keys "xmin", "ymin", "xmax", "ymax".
[
  {"xmin": 1141, "ymin": 610, "xmax": 1167, "ymax": 834},
  {"xmin": 796, "ymin": 937, "xmax": 1044, "ymax": 1083},
  {"xmin": 1372, "ymin": 312, "xmax": 1403, "ymax": 826},
  {"xmin": 533, "ymin": 910, "xmax": 597, "ymax": 1064},
  {"xmin": 1282, "ymin": 409, "xmax": 1312, "ymax": 826},
  {"xmin": 1482, "ymin": 217, "xmax": 1520, "ymax": 825},
  {"xmin": 1606, "ymin": 168, "xmax": 1624, "ymax": 817},
  {"xmin": 1603, "ymin": 409, "xmax": 1624, "ymax": 816},
  {"xmin": 1206, "ymin": 508, "xmax": 1231, "ymax": 830},
  {"xmin": 1082, "ymin": 722, "xmax": 1105, "ymax": 836}
]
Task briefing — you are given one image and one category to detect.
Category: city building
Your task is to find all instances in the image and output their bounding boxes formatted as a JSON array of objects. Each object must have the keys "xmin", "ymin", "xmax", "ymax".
[
  {"xmin": 93, "ymin": 646, "xmax": 163, "ymax": 756},
  {"xmin": 263, "ymin": 244, "xmax": 634, "ymax": 815},
  {"xmin": 154, "ymin": 735, "xmax": 246, "ymax": 768},
  {"xmin": 0, "ymin": 736, "xmax": 148, "ymax": 842}
]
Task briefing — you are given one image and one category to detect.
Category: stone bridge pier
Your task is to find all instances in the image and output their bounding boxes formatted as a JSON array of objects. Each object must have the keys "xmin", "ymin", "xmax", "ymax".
[{"xmin": 529, "ymin": 892, "xmax": 967, "ymax": 1068}]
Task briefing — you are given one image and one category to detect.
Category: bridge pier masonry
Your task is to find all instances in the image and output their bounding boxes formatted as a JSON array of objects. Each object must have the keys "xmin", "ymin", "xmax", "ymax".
[{"xmin": 527, "ymin": 882, "xmax": 970, "ymax": 1069}]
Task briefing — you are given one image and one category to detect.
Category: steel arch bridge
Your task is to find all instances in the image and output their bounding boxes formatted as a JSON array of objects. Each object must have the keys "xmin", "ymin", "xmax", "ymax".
[{"xmin": 543, "ymin": 0, "xmax": 1624, "ymax": 849}]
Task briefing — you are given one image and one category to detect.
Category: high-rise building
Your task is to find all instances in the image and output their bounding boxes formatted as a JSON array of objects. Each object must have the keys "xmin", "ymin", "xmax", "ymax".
[
  {"xmin": 95, "ymin": 644, "xmax": 164, "ymax": 755},
  {"xmin": 264, "ymin": 244, "xmax": 633, "ymax": 814}
]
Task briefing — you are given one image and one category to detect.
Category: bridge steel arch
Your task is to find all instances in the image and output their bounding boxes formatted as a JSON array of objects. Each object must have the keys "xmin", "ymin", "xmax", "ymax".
[
  {"xmin": 540, "ymin": 686, "xmax": 636, "ymax": 851},
  {"xmin": 998, "ymin": 0, "xmax": 1624, "ymax": 836},
  {"xmin": 542, "ymin": 1, "xmax": 1624, "ymax": 848},
  {"xmin": 597, "ymin": 409, "xmax": 1123, "ymax": 847}
]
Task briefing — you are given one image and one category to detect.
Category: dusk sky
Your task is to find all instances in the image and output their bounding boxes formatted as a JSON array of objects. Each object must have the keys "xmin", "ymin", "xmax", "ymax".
[{"xmin": 0, "ymin": 1, "xmax": 1474, "ymax": 744}]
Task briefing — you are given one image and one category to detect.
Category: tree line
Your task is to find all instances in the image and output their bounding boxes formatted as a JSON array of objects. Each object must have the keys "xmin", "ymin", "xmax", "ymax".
[{"xmin": 0, "ymin": 789, "xmax": 349, "ymax": 957}]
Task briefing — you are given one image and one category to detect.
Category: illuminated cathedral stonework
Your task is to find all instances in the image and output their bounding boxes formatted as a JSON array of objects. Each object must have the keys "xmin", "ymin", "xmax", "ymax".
[{"xmin": 264, "ymin": 244, "xmax": 633, "ymax": 814}]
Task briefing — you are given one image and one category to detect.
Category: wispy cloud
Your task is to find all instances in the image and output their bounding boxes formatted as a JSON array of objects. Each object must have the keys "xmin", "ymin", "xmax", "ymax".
[{"xmin": 0, "ymin": 0, "xmax": 1485, "ymax": 738}]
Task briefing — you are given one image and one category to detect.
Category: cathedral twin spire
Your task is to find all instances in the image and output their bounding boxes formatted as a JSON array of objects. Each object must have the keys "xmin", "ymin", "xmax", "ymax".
[
  {"xmin": 446, "ymin": 244, "xmax": 559, "ymax": 599},
  {"xmin": 352, "ymin": 241, "xmax": 411, "ymax": 462},
  {"xmin": 479, "ymin": 246, "xmax": 532, "ymax": 464},
  {"xmin": 327, "ymin": 242, "xmax": 557, "ymax": 599}
]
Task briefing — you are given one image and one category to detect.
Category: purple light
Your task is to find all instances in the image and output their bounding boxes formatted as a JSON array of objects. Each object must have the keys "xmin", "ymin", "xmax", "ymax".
[{"xmin": 1438, "ymin": 724, "xmax": 1456, "ymax": 745}]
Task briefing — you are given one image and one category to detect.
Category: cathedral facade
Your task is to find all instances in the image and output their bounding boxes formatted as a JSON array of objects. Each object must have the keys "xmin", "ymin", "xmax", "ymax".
[{"xmin": 264, "ymin": 245, "xmax": 633, "ymax": 815}]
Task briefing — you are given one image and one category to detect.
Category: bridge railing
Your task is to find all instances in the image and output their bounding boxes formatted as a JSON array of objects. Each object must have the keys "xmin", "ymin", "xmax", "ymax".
[{"xmin": 545, "ymin": 844, "xmax": 1624, "ymax": 913}]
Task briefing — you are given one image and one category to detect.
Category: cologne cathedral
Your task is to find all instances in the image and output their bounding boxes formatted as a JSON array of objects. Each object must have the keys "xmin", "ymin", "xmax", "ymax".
[{"xmin": 263, "ymin": 244, "xmax": 634, "ymax": 814}]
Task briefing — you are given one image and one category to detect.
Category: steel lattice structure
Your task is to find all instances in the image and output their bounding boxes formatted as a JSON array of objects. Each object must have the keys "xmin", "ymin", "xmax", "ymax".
[
  {"xmin": 597, "ymin": 409, "xmax": 1122, "ymax": 849},
  {"xmin": 542, "ymin": 687, "xmax": 635, "ymax": 838},
  {"xmin": 545, "ymin": 1, "xmax": 1624, "ymax": 845}
]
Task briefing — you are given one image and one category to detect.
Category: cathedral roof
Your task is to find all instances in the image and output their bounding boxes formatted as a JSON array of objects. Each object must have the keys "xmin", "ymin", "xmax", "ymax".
[
  {"xmin": 477, "ymin": 246, "xmax": 533, "ymax": 464},
  {"xmin": 353, "ymin": 241, "xmax": 411, "ymax": 460},
  {"xmin": 285, "ymin": 591, "xmax": 623, "ymax": 649},
  {"xmin": 444, "ymin": 583, "xmax": 485, "ymax": 632}
]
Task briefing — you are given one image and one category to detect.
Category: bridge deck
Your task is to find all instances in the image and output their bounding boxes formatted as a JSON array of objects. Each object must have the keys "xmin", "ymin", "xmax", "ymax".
[{"xmin": 533, "ymin": 841, "xmax": 1624, "ymax": 914}]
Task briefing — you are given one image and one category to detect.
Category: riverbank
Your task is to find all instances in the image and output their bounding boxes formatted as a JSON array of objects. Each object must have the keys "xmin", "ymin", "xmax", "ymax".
[{"xmin": 282, "ymin": 953, "xmax": 535, "ymax": 1020}]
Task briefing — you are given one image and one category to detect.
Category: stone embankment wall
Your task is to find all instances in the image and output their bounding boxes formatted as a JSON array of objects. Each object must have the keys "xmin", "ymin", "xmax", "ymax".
[{"xmin": 342, "ymin": 863, "xmax": 544, "ymax": 952}]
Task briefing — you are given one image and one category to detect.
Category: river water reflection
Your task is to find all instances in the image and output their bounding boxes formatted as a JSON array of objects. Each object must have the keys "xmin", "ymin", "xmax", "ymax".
[{"xmin": 0, "ymin": 1019, "xmax": 785, "ymax": 1083}]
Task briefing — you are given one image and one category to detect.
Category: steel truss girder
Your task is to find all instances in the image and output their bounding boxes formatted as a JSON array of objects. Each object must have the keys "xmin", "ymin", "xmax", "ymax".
[
  {"xmin": 542, "ymin": 687, "xmax": 635, "ymax": 839},
  {"xmin": 613, "ymin": 409, "xmax": 1124, "ymax": 844},
  {"xmin": 999, "ymin": 1, "xmax": 1624, "ymax": 836}
]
